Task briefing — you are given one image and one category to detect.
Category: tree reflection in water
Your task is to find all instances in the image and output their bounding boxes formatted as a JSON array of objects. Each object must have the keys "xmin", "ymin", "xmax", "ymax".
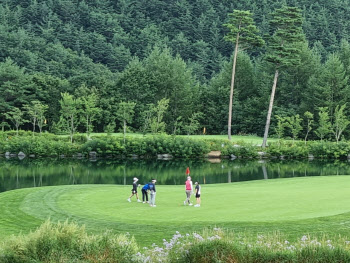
[{"xmin": 0, "ymin": 158, "xmax": 350, "ymax": 192}]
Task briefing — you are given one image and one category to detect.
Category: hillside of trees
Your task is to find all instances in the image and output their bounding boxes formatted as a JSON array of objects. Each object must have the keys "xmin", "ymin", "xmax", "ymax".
[{"xmin": 2, "ymin": 0, "xmax": 350, "ymax": 139}]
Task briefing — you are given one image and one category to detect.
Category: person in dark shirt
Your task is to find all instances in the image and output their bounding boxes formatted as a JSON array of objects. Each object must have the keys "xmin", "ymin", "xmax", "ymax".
[
  {"xmin": 127, "ymin": 177, "xmax": 141, "ymax": 202},
  {"xmin": 194, "ymin": 182, "xmax": 201, "ymax": 207}
]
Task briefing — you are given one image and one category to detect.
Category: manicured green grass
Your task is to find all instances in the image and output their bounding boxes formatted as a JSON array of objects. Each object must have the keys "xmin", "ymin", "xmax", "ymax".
[
  {"xmin": 1, "ymin": 176, "xmax": 350, "ymax": 246},
  {"xmin": 90, "ymin": 132, "xmax": 278, "ymax": 145}
]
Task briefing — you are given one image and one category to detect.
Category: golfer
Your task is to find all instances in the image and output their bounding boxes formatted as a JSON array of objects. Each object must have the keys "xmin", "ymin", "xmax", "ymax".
[
  {"xmin": 194, "ymin": 182, "xmax": 201, "ymax": 207},
  {"xmin": 127, "ymin": 177, "xmax": 141, "ymax": 202},
  {"xmin": 149, "ymin": 179, "xmax": 157, "ymax": 207},
  {"xmin": 141, "ymin": 182, "xmax": 150, "ymax": 203},
  {"xmin": 184, "ymin": 176, "xmax": 193, "ymax": 206}
]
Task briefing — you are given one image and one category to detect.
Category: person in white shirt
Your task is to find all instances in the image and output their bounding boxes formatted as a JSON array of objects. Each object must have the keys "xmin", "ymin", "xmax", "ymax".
[{"xmin": 184, "ymin": 176, "xmax": 193, "ymax": 206}]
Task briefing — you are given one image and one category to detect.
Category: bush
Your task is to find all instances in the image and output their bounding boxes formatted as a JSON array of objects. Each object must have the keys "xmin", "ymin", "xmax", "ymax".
[
  {"xmin": 202, "ymin": 139, "xmax": 230, "ymax": 151},
  {"xmin": 80, "ymin": 136, "xmax": 125, "ymax": 156},
  {"xmin": 266, "ymin": 141, "xmax": 308, "ymax": 159},
  {"xmin": 0, "ymin": 135, "xmax": 77, "ymax": 157},
  {"xmin": 309, "ymin": 141, "xmax": 350, "ymax": 159},
  {"xmin": 83, "ymin": 135, "xmax": 210, "ymax": 158},
  {"xmin": 0, "ymin": 220, "xmax": 140, "ymax": 263},
  {"xmin": 173, "ymin": 240, "xmax": 236, "ymax": 263},
  {"xmin": 222, "ymin": 142, "xmax": 259, "ymax": 158},
  {"xmin": 72, "ymin": 133, "xmax": 88, "ymax": 144}
]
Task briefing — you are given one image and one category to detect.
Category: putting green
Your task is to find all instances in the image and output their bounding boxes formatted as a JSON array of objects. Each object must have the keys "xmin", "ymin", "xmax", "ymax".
[{"xmin": 1, "ymin": 176, "xmax": 350, "ymax": 245}]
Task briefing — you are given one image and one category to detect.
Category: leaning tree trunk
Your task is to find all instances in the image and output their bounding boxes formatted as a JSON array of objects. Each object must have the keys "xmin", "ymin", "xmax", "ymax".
[
  {"xmin": 228, "ymin": 33, "xmax": 240, "ymax": 141},
  {"xmin": 304, "ymin": 128, "xmax": 310, "ymax": 145},
  {"xmin": 262, "ymin": 69, "xmax": 279, "ymax": 148}
]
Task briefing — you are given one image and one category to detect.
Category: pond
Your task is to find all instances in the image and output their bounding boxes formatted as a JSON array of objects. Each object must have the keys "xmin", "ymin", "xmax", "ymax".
[{"xmin": 1, "ymin": 158, "xmax": 350, "ymax": 193}]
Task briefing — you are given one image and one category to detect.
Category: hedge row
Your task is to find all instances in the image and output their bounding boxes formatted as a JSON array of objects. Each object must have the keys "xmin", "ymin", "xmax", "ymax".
[
  {"xmin": 1, "ymin": 132, "xmax": 350, "ymax": 159},
  {"xmin": 0, "ymin": 132, "xmax": 210, "ymax": 158},
  {"xmin": 222, "ymin": 141, "xmax": 350, "ymax": 159}
]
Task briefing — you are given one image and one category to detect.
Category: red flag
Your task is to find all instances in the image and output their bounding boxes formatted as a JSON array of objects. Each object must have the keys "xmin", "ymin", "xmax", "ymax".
[{"xmin": 185, "ymin": 167, "xmax": 190, "ymax": 175}]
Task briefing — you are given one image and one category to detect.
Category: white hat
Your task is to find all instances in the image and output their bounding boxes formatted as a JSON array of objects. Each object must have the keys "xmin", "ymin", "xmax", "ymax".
[
  {"xmin": 133, "ymin": 177, "xmax": 138, "ymax": 182},
  {"xmin": 152, "ymin": 179, "xmax": 157, "ymax": 183}
]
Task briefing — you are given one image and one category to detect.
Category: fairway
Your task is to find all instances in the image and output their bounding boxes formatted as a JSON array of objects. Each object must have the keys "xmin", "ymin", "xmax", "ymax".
[
  {"xmin": 88, "ymin": 133, "xmax": 277, "ymax": 145},
  {"xmin": 1, "ymin": 176, "xmax": 350, "ymax": 245}
]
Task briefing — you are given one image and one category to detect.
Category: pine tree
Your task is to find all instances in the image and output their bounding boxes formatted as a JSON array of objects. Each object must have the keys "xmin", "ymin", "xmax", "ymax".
[
  {"xmin": 262, "ymin": 6, "xmax": 305, "ymax": 148},
  {"xmin": 223, "ymin": 10, "xmax": 264, "ymax": 140}
]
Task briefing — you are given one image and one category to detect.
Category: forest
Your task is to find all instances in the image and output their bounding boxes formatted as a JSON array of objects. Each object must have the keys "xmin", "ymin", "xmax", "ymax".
[{"xmin": 1, "ymin": 0, "xmax": 350, "ymax": 140}]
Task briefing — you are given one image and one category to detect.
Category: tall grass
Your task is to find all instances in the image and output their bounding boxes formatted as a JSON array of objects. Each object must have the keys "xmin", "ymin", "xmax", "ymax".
[
  {"xmin": 0, "ymin": 220, "xmax": 140, "ymax": 263},
  {"xmin": 141, "ymin": 229, "xmax": 350, "ymax": 263},
  {"xmin": 1, "ymin": 222, "xmax": 350, "ymax": 262}
]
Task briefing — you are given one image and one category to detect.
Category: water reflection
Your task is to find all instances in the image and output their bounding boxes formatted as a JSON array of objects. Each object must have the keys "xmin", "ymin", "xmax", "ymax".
[{"xmin": 1, "ymin": 158, "xmax": 350, "ymax": 192}]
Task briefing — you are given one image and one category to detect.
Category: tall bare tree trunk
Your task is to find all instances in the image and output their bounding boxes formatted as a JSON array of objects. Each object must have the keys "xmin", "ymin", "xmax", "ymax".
[
  {"xmin": 228, "ymin": 33, "xmax": 240, "ymax": 141},
  {"xmin": 70, "ymin": 114, "xmax": 74, "ymax": 143},
  {"xmin": 262, "ymin": 69, "xmax": 279, "ymax": 148},
  {"xmin": 304, "ymin": 127, "xmax": 309, "ymax": 145},
  {"xmin": 33, "ymin": 118, "xmax": 36, "ymax": 137},
  {"xmin": 86, "ymin": 115, "xmax": 89, "ymax": 139},
  {"xmin": 123, "ymin": 120, "xmax": 127, "ymax": 144}
]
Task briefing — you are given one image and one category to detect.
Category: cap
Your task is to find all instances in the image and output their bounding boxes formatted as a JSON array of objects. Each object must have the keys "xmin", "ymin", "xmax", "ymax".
[{"xmin": 133, "ymin": 177, "xmax": 138, "ymax": 181}]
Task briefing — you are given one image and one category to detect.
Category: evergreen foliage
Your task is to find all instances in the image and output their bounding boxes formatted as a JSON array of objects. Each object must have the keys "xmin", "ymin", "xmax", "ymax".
[{"xmin": 1, "ymin": 0, "xmax": 350, "ymax": 139}]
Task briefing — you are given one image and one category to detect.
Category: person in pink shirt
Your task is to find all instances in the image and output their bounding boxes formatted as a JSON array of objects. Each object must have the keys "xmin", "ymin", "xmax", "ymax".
[{"xmin": 184, "ymin": 176, "xmax": 193, "ymax": 206}]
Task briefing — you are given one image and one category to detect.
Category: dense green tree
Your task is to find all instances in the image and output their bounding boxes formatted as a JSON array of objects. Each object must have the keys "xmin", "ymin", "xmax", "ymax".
[
  {"xmin": 203, "ymin": 52, "xmax": 257, "ymax": 135},
  {"xmin": 29, "ymin": 73, "xmax": 69, "ymax": 130},
  {"xmin": 24, "ymin": 100, "xmax": 48, "ymax": 135},
  {"xmin": 78, "ymin": 88, "xmax": 101, "ymax": 139},
  {"xmin": 304, "ymin": 111, "xmax": 313, "ymax": 144},
  {"xmin": 321, "ymin": 54, "xmax": 349, "ymax": 116},
  {"xmin": 150, "ymin": 98, "xmax": 169, "ymax": 134},
  {"xmin": 332, "ymin": 104, "xmax": 349, "ymax": 143},
  {"xmin": 117, "ymin": 47, "xmax": 197, "ymax": 133},
  {"xmin": 274, "ymin": 115, "xmax": 288, "ymax": 141},
  {"xmin": 0, "ymin": 59, "xmax": 30, "ymax": 124},
  {"xmin": 315, "ymin": 107, "xmax": 331, "ymax": 141},
  {"xmin": 286, "ymin": 114, "xmax": 302, "ymax": 142},
  {"xmin": 5, "ymin": 107, "xmax": 26, "ymax": 135},
  {"xmin": 116, "ymin": 101, "xmax": 136, "ymax": 143},
  {"xmin": 183, "ymin": 112, "xmax": 203, "ymax": 135},
  {"xmin": 59, "ymin": 92, "xmax": 80, "ymax": 143}
]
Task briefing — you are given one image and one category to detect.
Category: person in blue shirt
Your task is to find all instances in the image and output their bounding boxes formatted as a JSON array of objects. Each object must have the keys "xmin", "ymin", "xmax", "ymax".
[{"xmin": 142, "ymin": 183, "xmax": 150, "ymax": 203}]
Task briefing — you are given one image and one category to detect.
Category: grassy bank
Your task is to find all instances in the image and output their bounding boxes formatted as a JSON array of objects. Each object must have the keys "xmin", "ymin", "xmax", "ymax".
[
  {"xmin": 1, "ymin": 177, "xmax": 350, "ymax": 245},
  {"xmin": 1, "ymin": 220, "xmax": 350, "ymax": 263}
]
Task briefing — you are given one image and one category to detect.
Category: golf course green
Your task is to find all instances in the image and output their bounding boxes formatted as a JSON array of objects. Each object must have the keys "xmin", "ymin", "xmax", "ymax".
[{"xmin": 1, "ymin": 176, "xmax": 350, "ymax": 245}]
